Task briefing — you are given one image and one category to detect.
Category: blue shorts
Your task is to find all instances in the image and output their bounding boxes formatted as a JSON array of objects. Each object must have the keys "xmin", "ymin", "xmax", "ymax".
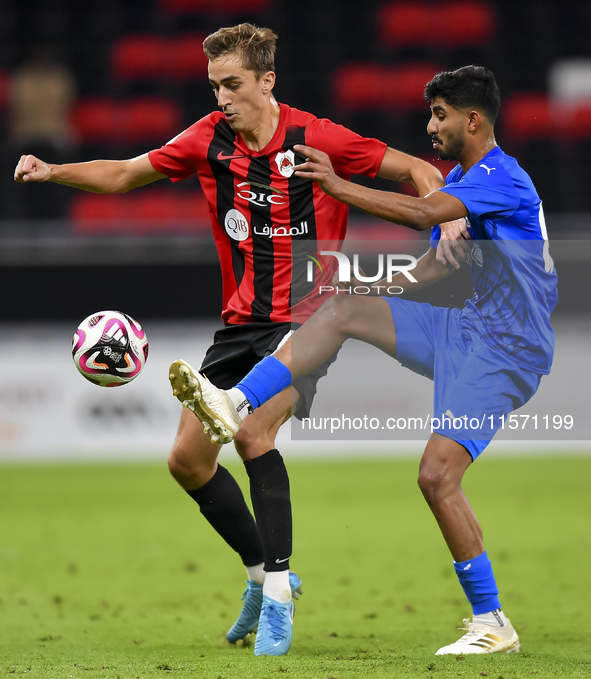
[{"xmin": 386, "ymin": 298, "xmax": 542, "ymax": 460}]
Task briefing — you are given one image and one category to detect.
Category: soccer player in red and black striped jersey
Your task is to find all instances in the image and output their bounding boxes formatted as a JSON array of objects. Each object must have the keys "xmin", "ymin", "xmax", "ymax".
[{"xmin": 14, "ymin": 23, "xmax": 445, "ymax": 655}]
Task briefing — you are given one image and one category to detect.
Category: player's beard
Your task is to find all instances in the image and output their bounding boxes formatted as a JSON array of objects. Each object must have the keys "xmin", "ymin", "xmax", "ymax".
[{"xmin": 435, "ymin": 127, "xmax": 465, "ymax": 161}]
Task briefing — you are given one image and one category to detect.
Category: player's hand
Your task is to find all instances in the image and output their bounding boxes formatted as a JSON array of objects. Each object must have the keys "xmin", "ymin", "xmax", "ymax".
[
  {"xmin": 14, "ymin": 155, "xmax": 52, "ymax": 183},
  {"xmin": 293, "ymin": 144, "xmax": 343, "ymax": 195},
  {"xmin": 436, "ymin": 217, "xmax": 472, "ymax": 269}
]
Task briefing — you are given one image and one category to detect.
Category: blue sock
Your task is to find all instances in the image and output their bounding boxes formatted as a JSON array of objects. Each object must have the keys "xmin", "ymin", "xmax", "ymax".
[
  {"xmin": 236, "ymin": 356, "xmax": 293, "ymax": 409},
  {"xmin": 454, "ymin": 550, "xmax": 501, "ymax": 615}
]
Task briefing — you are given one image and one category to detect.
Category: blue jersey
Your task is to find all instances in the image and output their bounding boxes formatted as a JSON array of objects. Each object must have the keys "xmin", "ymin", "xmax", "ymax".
[{"xmin": 430, "ymin": 146, "xmax": 558, "ymax": 374}]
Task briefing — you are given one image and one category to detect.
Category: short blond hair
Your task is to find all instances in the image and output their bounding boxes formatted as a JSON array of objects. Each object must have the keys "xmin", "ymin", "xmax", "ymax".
[{"xmin": 203, "ymin": 23, "xmax": 277, "ymax": 79}]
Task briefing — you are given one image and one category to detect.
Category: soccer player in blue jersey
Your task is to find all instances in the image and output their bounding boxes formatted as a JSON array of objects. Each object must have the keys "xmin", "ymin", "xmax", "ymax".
[{"xmin": 170, "ymin": 65, "xmax": 558, "ymax": 654}]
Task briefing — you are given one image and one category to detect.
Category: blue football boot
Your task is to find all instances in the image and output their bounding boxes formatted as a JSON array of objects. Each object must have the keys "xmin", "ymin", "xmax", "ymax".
[
  {"xmin": 226, "ymin": 571, "xmax": 302, "ymax": 644},
  {"xmin": 253, "ymin": 596, "xmax": 295, "ymax": 656}
]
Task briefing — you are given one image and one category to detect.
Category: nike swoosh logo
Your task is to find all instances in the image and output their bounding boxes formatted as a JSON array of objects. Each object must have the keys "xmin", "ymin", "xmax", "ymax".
[
  {"xmin": 217, "ymin": 151, "xmax": 246, "ymax": 161},
  {"xmin": 275, "ymin": 556, "xmax": 290, "ymax": 564}
]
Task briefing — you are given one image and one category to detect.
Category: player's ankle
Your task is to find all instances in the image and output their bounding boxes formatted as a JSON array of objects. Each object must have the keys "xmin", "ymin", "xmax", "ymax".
[
  {"xmin": 473, "ymin": 608, "xmax": 509, "ymax": 628},
  {"xmin": 226, "ymin": 387, "xmax": 252, "ymax": 421},
  {"xmin": 263, "ymin": 570, "xmax": 291, "ymax": 603},
  {"xmin": 246, "ymin": 562, "xmax": 265, "ymax": 585}
]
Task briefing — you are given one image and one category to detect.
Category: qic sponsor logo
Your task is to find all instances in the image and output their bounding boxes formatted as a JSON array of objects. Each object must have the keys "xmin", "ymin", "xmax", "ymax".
[
  {"xmin": 237, "ymin": 182, "xmax": 286, "ymax": 206},
  {"xmin": 224, "ymin": 208, "xmax": 250, "ymax": 241}
]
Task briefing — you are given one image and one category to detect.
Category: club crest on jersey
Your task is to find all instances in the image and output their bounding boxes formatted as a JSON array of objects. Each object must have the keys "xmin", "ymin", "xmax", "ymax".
[
  {"xmin": 275, "ymin": 150, "xmax": 295, "ymax": 178},
  {"xmin": 469, "ymin": 243, "xmax": 484, "ymax": 267},
  {"xmin": 224, "ymin": 208, "xmax": 250, "ymax": 241}
]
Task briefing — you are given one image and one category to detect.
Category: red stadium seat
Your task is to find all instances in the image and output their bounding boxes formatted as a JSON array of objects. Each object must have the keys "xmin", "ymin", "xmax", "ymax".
[
  {"xmin": 70, "ymin": 190, "xmax": 210, "ymax": 233},
  {"xmin": 123, "ymin": 98, "xmax": 182, "ymax": 143},
  {"xmin": 556, "ymin": 104, "xmax": 591, "ymax": 141},
  {"xmin": 0, "ymin": 68, "xmax": 8, "ymax": 108},
  {"xmin": 332, "ymin": 64, "xmax": 383, "ymax": 111},
  {"xmin": 160, "ymin": 0, "xmax": 272, "ymax": 13},
  {"xmin": 165, "ymin": 35, "xmax": 209, "ymax": 80},
  {"xmin": 70, "ymin": 193, "xmax": 121, "ymax": 221},
  {"xmin": 390, "ymin": 63, "xmax": 443, "ymax": 111},
  {"xmin": 502, "ymin": 93, "xmax": 554, "ymax": 142},
  {"xmin": 71, "ymin": 97, "xmax": 182, "ymax": 144},
  {"xmin": 439, "ymin": 1, "xmax": 496, "ymax": 47},
  {"xmin": 379, "ymin": 1, "xmax": 496, "ymax": 48},
  {"xmin": 112, "ymin": 34, "xmax": 208, "ymax": 81},
  {"xmin": 112, "ymin": 35, "xmax": 164, "ymax": 80},
  {"xmin": 333, "ymin": 63, "xmax": 442, "ymax": 112},
  {"xmin": 70, "ymin": 98, "xmax": 121, "ymax": 142}
]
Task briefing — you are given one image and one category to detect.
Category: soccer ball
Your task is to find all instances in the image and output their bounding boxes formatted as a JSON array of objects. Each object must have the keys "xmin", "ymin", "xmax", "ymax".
[{"xmin": 72, "ymin": 311, "xmax": 149, "ymax": 387}]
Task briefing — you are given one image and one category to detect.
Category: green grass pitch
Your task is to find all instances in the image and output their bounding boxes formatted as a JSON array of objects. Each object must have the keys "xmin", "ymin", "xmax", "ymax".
[{"xmin": 0, "ymin": 454, "xmax": 590, "ymax": 678}]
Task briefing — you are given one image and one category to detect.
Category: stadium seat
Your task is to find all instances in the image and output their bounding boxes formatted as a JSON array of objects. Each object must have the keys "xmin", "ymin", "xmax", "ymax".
[
  {"xmin": 333, "ymin": 63, "xmax": 442, "ymax": 112},
  {"xmin": 556, "ymin": 104, "xmax": 591, "ymax": 141},
  {"xmin": 112, "ymin": 34, "xmax": 208, "ymax": 81},
  {"xmin": 0, "ymin": 68, "xmax": 8, "ymax": 108},
  {"xmin": 71, "ymin": 97, "xmax": 182, "ymax": 144},
  {"xmin": 501, "ymin": 93, "xmax": 554, "ymax": 143},
  {"xmin": 123, "ymin": 98, "xmax": 182, "ymax": 143},
  {"xmin": 69, "ymin": 193, "xmax": 121, "ymax": 222},
  {"xmin": 70, "ymin": 98, "xmax": 121, "ymax": 143},
  {"xmin": 70, "ymin": 190, "xmax": 210, "ymax": 233},
  {"xmin": 111, "ymin": 35, "xmax": 164, "ymax": 81},
  {"xmin": 168, "ymin": 35, "xmax": 209, "ymax": 80},
  {"xmin": 503, "ymin": 93, "xmax": 591, "ymax": 143},
  {"xmin": 160, "ymin": 0, "xmax": 272, "ymax": 13},
  {"xmin": 378, "ymin": 1, "xmax": 496, "ymax": 48}
]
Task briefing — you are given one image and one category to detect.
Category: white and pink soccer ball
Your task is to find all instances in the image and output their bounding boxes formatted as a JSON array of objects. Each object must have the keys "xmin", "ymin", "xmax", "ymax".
[{"xmin": 72, "ymin": 311, "xmax": 148, "ymax": 387}]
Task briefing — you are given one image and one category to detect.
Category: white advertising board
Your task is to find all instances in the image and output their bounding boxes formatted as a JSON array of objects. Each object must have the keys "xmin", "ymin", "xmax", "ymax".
[{"xmin": 0, "ymin": 319, "xmax": 588, "ymax": 462}]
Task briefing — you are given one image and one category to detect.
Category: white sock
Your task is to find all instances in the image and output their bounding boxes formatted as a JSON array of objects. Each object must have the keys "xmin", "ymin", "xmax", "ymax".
[
  {"xmin": 226, "ymin": 387, "xmax": 251, "ymax": 421},
  {"xmin": 246, "ymin": 563, "xmax": 265, "ymax": 585},
  {"xmin": 263, "ymin": 571, "xmax": 291, "ymax": 603},
  {"xmin": 474, "ymin": 608, "xmax": 509, "ymax": 628}
]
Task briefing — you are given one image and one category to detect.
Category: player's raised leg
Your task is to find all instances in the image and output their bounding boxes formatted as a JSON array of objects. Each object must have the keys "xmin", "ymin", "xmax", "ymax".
[
  {"xmin": 169, "ymin": 295, "xmax": 398, "ymax": 441},
  {"xmin": 418, "ymin": 435, "xmax": 520, "ymax": 655}
]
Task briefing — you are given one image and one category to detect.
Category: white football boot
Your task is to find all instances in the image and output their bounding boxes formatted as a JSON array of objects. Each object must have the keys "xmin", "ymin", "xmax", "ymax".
[
  {"xmin": 435, "ymin": 617, "xmax": 520, "ymax": 655},
  {"xmin": 169, "ymin": 359, "xmax": 243, "ymax": 444}
]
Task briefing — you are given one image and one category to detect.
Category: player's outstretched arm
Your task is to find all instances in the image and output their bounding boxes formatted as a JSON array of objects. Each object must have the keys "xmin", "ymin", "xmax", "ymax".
[
  {"xmin": 14, "ymin": 153, "xmax": 166, "ymax": 194},
  {"xmin": 293, "ymin": 144, "xmax": 467, "ymax": 231},
  {"xmin": 339, "ymin": 245, "xmax": 454, "ymax": 297},
  {"xmin": 376, "ymin": 147, "xmax": 444, "ymax": 197}
]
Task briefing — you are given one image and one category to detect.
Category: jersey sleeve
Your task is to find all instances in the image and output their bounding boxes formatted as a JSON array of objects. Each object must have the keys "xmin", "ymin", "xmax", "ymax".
[
  {"xmin": 439, "ymin": 163, "xmax": 520, "ymax": 221},
  {"xmin": 148, "ymin": 118, "xmax": 208, "ymax": 183},
  {"xmin": 306, "ymin": 118, "xmax": 387, "ymax": 178}
]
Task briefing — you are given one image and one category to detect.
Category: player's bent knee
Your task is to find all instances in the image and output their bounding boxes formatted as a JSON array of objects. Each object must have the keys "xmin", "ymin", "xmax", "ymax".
[
  {"xmin": 167, "ymin": 443, "xmax": 216, "ymax": 488},
  {"xmin": 316, "ymin": 294, "xmax": 356, "ymax": 330},
  {"xmin": 233, "ymin": 423, "xmax": 274, "ymax": 461},
  {"xmin": 167, "ymin": 447, "xmax": 193, "ymax": 483},
  {"xmin": 417, "ymin": 466, "xmax": 456, "ymax": 503}
]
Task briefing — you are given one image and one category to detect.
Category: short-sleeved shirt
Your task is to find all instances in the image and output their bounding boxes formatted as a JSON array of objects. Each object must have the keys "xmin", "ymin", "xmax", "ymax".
[
  {"xmin": 430, "ymin": 146, "xmax": 558, "ymax": 374},
  {"xmin": 149, "ymin": 103, "xmax": 387, "ymax": 325}
]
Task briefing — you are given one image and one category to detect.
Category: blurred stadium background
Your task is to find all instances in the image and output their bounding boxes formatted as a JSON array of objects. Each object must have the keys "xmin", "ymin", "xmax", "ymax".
[{"xmin": 0, "ymin": 0, "xmax": 589, "ymax": 460}]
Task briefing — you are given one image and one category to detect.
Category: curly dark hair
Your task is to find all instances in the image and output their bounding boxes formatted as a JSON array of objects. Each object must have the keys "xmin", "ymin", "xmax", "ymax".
[{"xmin": 424, "ymin": 65, "xmax": 501, "ymax": 123}]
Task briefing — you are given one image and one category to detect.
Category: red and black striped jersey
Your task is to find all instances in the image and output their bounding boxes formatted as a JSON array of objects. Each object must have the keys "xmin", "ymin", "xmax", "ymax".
[{"xmin": 148, "ymin": 103, "xmax": 387, "ymax": 325}]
